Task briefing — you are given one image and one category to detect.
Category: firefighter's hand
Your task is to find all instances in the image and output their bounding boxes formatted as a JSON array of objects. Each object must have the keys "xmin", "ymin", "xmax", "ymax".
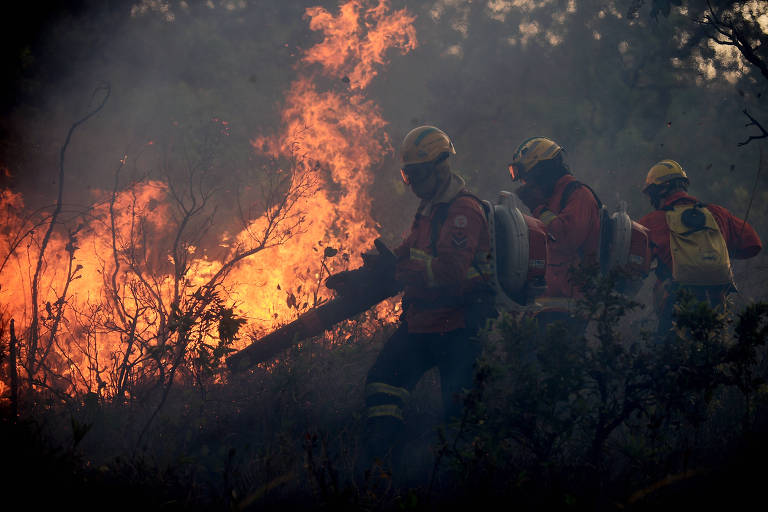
[
  {"xmin": 515, "ymin": 183, "xmax": 546, "ymax": 212},
  {"xmin": 325, "ymin": 270, "xmax": 356, "ymax": 295},
  {"xmin": 373, "ymin": 238, "xmax": 396, "ymax": 265},
  {"xmin": 362, "ymin": 238, "xmax": 396, "ymax": 275},
  {"xmin": 361, "ymin": 251, "xmax": 381, "ymax": 268}
]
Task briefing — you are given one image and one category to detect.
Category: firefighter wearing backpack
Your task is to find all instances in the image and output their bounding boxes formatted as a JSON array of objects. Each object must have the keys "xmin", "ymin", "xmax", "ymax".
[
  {"xmin": 638, "ymin": 159, "xmax": 762, "ymax": 337},
  {"xmin": 358, "ymin": 125, "xmax": 495, "ymax": 476},
  {"xmin": 509, "ymin": 137, "xmax": 601, "ymax": 329}
]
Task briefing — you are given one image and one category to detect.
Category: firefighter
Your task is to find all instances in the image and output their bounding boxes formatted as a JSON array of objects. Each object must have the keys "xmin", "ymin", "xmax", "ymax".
[
  {"xmin": 358, "ymin": 125, "xmax": 495, "ymax": 475},
  {"xmin": 508, "ymin": 136, "xmax": 601, "ymax": 330},
  {"xmin": 638, "ymin": 159, "xmax": 762, "ymax": 338}
]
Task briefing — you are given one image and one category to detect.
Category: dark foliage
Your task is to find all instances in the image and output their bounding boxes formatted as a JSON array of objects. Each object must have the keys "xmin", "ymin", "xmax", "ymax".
[
  {"xmin": 426, "ymin": 268, "xmax": 768, "ymax": 510},
  {"xmin": 2, "ymin": 268, "xmax": 767, "ymax": 511}
]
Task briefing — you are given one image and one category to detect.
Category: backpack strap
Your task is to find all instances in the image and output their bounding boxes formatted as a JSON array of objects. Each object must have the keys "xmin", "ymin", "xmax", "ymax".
[
  {"xmin": 661, "ymin": 198, "xmax": 704, "ymax": 211},
  {"xmin": 557, "ymin": 180, "xmax": 606, "ymax": 267},
  {"xmin": 429, "ymin": 191, "xmax": 484, "ymax": 255},
  {"xmin": 559, "ymin": 180, "xmax": 603, "ymax": 212},
  {"xmin": 430, "ymin": 192, "xmax": 494, "ymax": 297},
  {"xmin": 427, "ymin": 191, "xmax": 494, "ymax": 293},
  {"xmin": 430, "ymin": 202, "xmax": 451, "ymax": 256}
]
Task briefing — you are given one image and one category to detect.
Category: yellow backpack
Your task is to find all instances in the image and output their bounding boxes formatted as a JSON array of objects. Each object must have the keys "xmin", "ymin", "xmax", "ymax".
[{"xmin": 664, "ymin": 203, "xmax": 732, "ymax": 286}]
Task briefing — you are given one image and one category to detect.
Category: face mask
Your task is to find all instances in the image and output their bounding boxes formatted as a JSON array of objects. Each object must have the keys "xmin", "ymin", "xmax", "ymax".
[{"xmin": 400, "ymin": 161, "xmax": 434, "ymax": 185}]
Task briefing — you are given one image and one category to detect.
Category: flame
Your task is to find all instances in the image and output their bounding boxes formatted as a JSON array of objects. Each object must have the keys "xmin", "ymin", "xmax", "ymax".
[
  {"xmin": 0, "ymin": 0, "xmax": 416, "ymax": 398},
  {"xmin": 229, "ymin": 0, "xmax": 415, "ymax": 333},
  {"xmin": 303, "ymin": 0, "xmax": 417, "ymax": 89}
]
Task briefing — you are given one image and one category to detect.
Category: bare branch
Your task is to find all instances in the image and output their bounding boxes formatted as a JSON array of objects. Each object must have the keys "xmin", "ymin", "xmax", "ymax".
[
  {"xmin": 110, "ymin": 156, "xmax": 128, "ymax": 326},
  {"xmin": 29, "ymin": 82, "xmax": 111, "ymax": 381},
  {"xmin": 9, "ymin": 319, "xmax": 18, "ymax": 417},
  {"xmin": 702, "ymin": 0, "xmax": 768, "ymax": 81},
  {"xmin": 738, "ymin": 109, "xmax": 768, "ymax": 147},
  {"xmin": 0, "ymin": 211, "xmax": 53, "ymax": 275},
  {"xmin": 711, "ymin": 37, "xmax": 735, "ymax": 47}
]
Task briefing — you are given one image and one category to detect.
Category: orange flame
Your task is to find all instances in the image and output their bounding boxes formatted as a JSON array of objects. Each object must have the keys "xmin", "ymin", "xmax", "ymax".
[
  {"xmin": 229, "ymin": 0, "xmax": 415, "ymax": 331},
  {"xmin": 303, "ymin": 0, "xmax": 417, "ymax": 89},
  {"xmin": 0, "ymin": 0, "xmax": 416, "ymax": 398}
]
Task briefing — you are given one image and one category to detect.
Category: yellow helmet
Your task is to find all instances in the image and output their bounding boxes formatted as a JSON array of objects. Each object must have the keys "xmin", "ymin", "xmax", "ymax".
[
  {"xmin": 508, "ymin": 137, "xmax": 563, "ymax": 181},
  {"xmin": 643, "ymin": 159, "xmax": 689, "ymax": 193},
  {"xmin": 400, "ymin": 126, "xmax": 456, "ymax": 166}
]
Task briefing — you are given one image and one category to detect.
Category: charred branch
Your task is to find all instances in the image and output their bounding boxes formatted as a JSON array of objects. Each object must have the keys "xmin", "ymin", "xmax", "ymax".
[
  {"xmin": 109, "ymin": 156, "xmax": 128, "ymax": 326},
  {"xmin": 738, "ymin": 109, "xmax": 768, "ymax": 147},
  {"xmin": 703, "ymin": 0, "xmax": 768, "ymax": 82},
  {"xmin": 238, "ymin": 139, "xmax": 317, "ymax": 251},
  {"xmin": 0, "ymin": 209, "xmax": 53, "ymax": 277},
  {"xmin": 38, "ymin": 229, "xmax": 83, "ymax": 368},
  {"xmin": 9, "ymin": 318, "xmax": 18, "ymax": 418},
  {"xmin": 128, "ymin": 131, "xmax": 314, "ymax": 440},
  {"xmin": 28, "ymin": 82, "xmax": 110, "ymax": 382}
]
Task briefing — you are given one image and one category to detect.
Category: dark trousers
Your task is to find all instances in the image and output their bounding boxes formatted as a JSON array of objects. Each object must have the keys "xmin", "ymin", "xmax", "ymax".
[
  {"xmin": 361, "ymin": 322, "xmax": 483, "ymax": 469},
  {"xmin": 656, "ymin": 283, "xmax": 731, "ymax": 340}
]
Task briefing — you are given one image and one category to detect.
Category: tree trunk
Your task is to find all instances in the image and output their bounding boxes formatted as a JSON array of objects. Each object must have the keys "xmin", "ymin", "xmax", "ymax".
[{"xmin": 9, "ymin": 318, "xmax": 18, "ymax": 418}]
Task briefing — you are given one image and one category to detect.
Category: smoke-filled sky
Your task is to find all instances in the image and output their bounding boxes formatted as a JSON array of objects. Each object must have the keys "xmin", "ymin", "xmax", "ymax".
[{"xmin": 1, "ymin": 0, "xmax": 766, "ymax": 295}]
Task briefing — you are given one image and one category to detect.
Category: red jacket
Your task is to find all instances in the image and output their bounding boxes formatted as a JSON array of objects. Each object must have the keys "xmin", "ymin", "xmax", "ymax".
[
  {"xmin": 394, "ymin": 178, "xmax": 492, "ymax": 333},
  {"xmin": 638, "ymin": 191, "xmax": 762, "ymax": 280},
  {"xmin": 533, "ymin": 174, "xmax": 601, "ymax": 300}
]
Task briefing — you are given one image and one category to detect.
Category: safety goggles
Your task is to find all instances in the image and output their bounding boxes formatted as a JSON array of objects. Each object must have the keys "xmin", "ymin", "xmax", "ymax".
[
  {"xmin": 400, "ymin": 161, "xmax": 435, "ymax": 185},
  {"xmin": 401, "ymin": 152, "xmax": 451, "ymax": 185},
  {"xmin": 508, "ymin": 162, "xmax": 524, "ymax": 182}
]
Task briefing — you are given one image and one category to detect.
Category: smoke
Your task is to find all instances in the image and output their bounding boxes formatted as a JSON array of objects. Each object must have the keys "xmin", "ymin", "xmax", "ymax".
[
  {"xmin": 1, "ymin": 0, "xmax": 766, "ymax": 299},
  {"xmin": 0, "ymin": 1, "xmax": 423, "ymax": 396},
  {"xmin": 3, "ymin": 2, "xmax": 301, "ymax": 207}
]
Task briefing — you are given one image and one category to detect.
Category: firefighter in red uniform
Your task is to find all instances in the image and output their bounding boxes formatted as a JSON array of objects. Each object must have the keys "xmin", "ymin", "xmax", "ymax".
[
  {"xmin": 359, "ymin": 125, "xmax": 495, "ymax": 473},
  {"xmin": 638, "ymin": 160, "xmax": 762, "ymax": 338},
  {"xmin": 508, "ymin": 137, "xmax": 601, "ymax": 329}
]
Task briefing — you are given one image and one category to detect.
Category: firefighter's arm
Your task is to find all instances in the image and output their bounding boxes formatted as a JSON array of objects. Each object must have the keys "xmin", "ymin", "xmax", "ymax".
[
  {"xmin": 638, "ymin": 211, "xmax": 667, "ymax": 264},
  {"xmin": 396, "ymin": 199, "xmax": 484, "ymax": 287},
  {"xmin": 715, "ymin": 206, "xmax": 763, "ymax": 259},
  {"xmin": 393, "ymin": 241, "xmax": 410, "ymax": 262},
  {"xmin": 394, "ymin": 215, "xmax": 427, "ymax": 285},
  {"xmin": 535, "ymin": 187, "xmax": 596, "ymax": 253}
]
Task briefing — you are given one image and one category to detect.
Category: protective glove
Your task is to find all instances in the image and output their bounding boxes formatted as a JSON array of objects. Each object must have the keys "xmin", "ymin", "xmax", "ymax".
[
  {"xmin": 536, "ymin": 208, "xmax": 557, "ymax": 226},
  {"xmin": 326, "ymin": 239, "xmax": 398, "ymax": 297},
  {"xmin": 361, "ymin": 251, "xmax": 381, "ymax": 268},
  {"xmin": 325, "ymin": 270, "xmax": 357, "ymax": 296},
  {"xmin": 363, "ymin": 238, "xmax": 396, "ymax": 276}
]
